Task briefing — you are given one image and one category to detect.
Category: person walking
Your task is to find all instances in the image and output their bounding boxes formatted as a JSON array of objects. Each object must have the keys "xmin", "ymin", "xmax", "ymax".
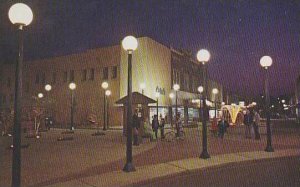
[
  {"xmin": 160, "ymin": 117, "xmax": 165, "ymax": 139},
  {"xmin": 218, "ymin": 117, "xmax": 229, "ymax": 139},
  {"xmin": 175, "ymin": 113, "xmax": 183, "ymax": 137},
  {"xmin": 253, "ymin": 110, "xmax": 261, "ymax": 140},
  {"xmin": 132, "ymin": 109, "xmax": 140, "ymax": 146},
  {"xmin": 143, "ymin": 117, "xmax": 154, "ymax": 142},
  {"xmin": 152, "ymin": 115, "xmax": 159, "ymax": 140},
  {"xmin": 244, "ymin": 109, "xmax": 253, "ymax": 139}
]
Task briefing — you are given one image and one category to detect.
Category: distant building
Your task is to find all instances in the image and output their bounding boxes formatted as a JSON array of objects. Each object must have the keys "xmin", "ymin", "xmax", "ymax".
[{"xmin": 0, "ymin": 37, "xmax": 223, "ymax": 128}]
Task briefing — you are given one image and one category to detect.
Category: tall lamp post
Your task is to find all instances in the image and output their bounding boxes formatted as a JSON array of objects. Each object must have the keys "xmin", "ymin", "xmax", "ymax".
[
  {"xmin": 102, "ymin": 82, "xmax": 109, "ymax": 131},
  {"xmin": 260, "ymin": 56, "xmax": 274, "ymax": 152},
  {"xmin": 212, "ymin": 88, "xmax": 219, "ymax": 119},
  {"xmin": 122, "ymin": 35, "xmax": 138, "ymax": 172},
  {"xmin": 173, "ymin": 84, "xmax": 180, "ymax": 135},
  {"xmin": 69, "ymin": 83, "xmax": 76, "ymax": 131},
  {"xmin": 140, "ymin": 83, "xmax": 146, "ymax": 95},
  {"xmin": 45, "ymin": 84, "xmax": 52, "ymax": 120},
  {"xmin": 169, "ymin": 93, "xmax": 175, "ymax": 127},
  {"xmin": 105, "ymin": 90, "xmax": 111, "ymax": 130},
  {"xmin": 197, "ymin": 49, "xmax": 211, "ymax": 159},
  {"xmin": 155, "ymin": 92, "xmax": 160, "ymax": 117},
  {"xmin": 173, "ymin": 84, "xmax": 180, "ymax": 115},
  {"xmin": 37, "ymin": 93, "xmax": 44, "ymax": 111},
  {"xmin": 198, "ymin": 86, "xmax": 204, "ymax": 121},
  {"xmin": 8, "ymin": 3, "xmax": 33, "ymax": 187}
]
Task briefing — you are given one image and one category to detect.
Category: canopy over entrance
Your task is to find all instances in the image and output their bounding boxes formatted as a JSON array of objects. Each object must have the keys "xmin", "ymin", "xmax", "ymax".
[
  {"xmin": 115, "ymin": 92, "xmax": 156, "ymax": 105},
  {"xmin": 116, "ymin": 92, "xmax": 156, "ymax": 135}
]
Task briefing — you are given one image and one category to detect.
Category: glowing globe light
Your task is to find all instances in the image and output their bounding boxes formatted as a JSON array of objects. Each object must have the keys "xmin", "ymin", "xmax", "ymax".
[
  {"xmin": 101, "ymin": 82, "xmax": 109, "ymax": 89},
  {"xmin": 38, "ymin": 93, "xmax": 44, "ymax": 98},
  {"xmin": 122, "ymin": 36, "xmax": 138, "ymax": 51},
  {"xmin": 173, "ymin": 84, "xmax": 180, "ymax": 91},
  {"xmin": 197, "ymin": 49, "xmax": 210, "ymax": 63},
  {"xmin": 45, "ymin": 84, "xmax": 52, "ymax": 91},
  {"xmin": 212, "ymin": 88, "xmax": 219, "ymax": 95},
  {"xmin": 198, "ymin": 86, "xmax": 204, "ymax": 93},
  {"xmin": 260, "ymin": 56, "xmax": 273, "ymax": 69},
  {"xmin": 105, "ymin": 90, "xmax": 111, "ymax": 96},
  {"xmin": 69, "ymin": 82, "xmax": 76, "ymax": 90},
  {"xmin": 8, "ymin": 3, "xmax": 33, "ymax": 26},
  {"xmin": 169, "ymin": 93, "xmax": 175, "ymax": 99}
]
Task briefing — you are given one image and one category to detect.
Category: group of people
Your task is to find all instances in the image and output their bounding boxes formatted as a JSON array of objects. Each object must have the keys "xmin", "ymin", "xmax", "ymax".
[
  {"xmin": 132, "ymin": 109, "xmax": 167, "ymax": 146},
  {"xmin": 244, "ymin": 109, "xmax": 261, "ymax": 140},
  {"xmin": 216, "ymin": 109, "xmax": 261, "ymax": 140},
  {"xmin": 132, "ymin": 109, "xmax": 186, "ymax": 145}
]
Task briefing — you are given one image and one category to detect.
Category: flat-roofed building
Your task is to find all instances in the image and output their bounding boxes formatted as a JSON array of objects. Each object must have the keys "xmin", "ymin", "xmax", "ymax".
[{"xmin": 0, "ymin": 37, "xmax": 223, "ymax": 129}]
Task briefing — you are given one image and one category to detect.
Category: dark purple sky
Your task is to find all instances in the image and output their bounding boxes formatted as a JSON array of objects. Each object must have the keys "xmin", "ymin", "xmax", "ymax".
[{"xmin": 1, "ymin": 0, "xmax": 300, "ymax": 97}]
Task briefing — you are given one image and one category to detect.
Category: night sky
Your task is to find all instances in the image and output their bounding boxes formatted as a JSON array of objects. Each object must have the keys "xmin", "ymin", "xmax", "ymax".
[{"xmin": 1, "ymin": 0, "xmax": 300, "ymax": 97}]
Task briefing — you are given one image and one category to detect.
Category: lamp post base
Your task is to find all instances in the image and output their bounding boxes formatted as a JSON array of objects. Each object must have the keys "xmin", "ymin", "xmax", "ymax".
[
  {"xmin": 200, "ymin": 151, "xmax": 210, "ymax": 159},
  {"xmin": 123, "ymin": 162, "xmax": 136, "ymax": 172},
  {"xmin": 265, "ymin": 145, "xmax": 274, "ymax": 152}
]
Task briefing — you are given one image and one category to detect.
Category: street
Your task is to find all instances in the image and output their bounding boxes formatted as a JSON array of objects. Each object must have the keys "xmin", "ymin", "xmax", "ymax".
[{"xmin": 135, "ymin": 156, "xmax": 300, "ymax": 187}]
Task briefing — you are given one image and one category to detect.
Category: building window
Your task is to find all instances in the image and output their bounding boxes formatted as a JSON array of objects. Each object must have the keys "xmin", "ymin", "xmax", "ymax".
[
  {"xmin": 69, "ymin": 70, "xmax": 75, "ymax": 82},
  {"xmin": 89, "ymin": 68, "xmax": 94, "ymax": 80},
  {"xmin": 82, "ymin": 69, "xmax": 87, "ymax": 81},
  {"xmin": 41, "ymin": 73, "xmax": 46, "ymax": 85},
  {"xmin": 103, "ymin": 67, "xmax": 108, "ymax": 80},
  {"xmin": 63, "ymin": 71, "xmax": 68, "ymax": 82},
  {"xmin": 25, "ymin": 82, "xmax": 30, "ymax": 93},
  {"xmin": 52, "ymin": 73, "xmax": 56, "ymax": 84},
  {"xmin": 35, "ymin": 74, "xmax": 40, "ymax": 84},
  {"xmin": 112, "ymin": 66, "xmax": 117, "ymax": 79},
  {"xmin": 7, "ymin": 77, "xmax": 11, "ymax": 88},
  {"xmin": 10, "ymin": 94, "xmax": 13, "ymax": 103},
  {"xmin": 2, "ymin": 95, "xmax": 6, "ymax": 104}
]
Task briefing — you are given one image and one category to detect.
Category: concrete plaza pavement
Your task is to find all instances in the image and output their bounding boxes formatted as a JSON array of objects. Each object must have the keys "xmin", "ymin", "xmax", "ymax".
[
  {"xmin": 0, "ymin": 121, "xmax": 299, "ymax": 187},
  {"xmin": 51, "ymin": 149, "xmax": 299, "ymax": 187}
]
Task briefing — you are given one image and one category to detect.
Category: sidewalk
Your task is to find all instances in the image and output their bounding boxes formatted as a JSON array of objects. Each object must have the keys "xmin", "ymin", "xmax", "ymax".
[{"xmin": 46, "ymin": 149, "xmax": 300, "ymax": 187}]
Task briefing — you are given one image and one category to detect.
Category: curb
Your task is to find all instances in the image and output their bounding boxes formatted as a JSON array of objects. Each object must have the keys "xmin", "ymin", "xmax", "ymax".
[{"xmin": 56, "ymin": 149, "xmax": 299, "ymax": 187}]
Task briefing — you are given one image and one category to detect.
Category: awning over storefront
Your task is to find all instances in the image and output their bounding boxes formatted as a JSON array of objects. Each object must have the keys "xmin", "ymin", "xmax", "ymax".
[{"xmin": 115, "ymin": 92, "xmax": 156, "ymax": 105}]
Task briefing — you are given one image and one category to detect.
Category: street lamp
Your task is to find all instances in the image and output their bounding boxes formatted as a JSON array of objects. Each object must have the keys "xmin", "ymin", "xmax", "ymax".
[
  {"xmin": 45, "ymin": 84, "xmax": 52, "ymax": 92},
  {"xmin": 105, "ymin": 90, "xmax": 111, "ymax": 130},
  {"xmin": 212, "ymin": 88, "xmax": 219, "ymax": 119},
  {"xmin": 155, "ymin": 92, "xmax": 160, "ymax": 117},
  {"xmin": 122, "ymin": 35, "xmax": 138, "ymax": 172},
  {"xmin": 69, "ymin": 82, "xmax": 76, "ymax": 131},
  {"xmin": 44, "ymin": 84, "xmax": 52, "ymax": 117},
  {"xmin": 198, "ymin": 86, "xmax": 204, "ymax": 122},
  {"xmin": 9, "ymin": 3, "xmax": 33, "ymax": 187},
  {"xmin": 102, "ymin": 82, "xmax": 109, "ymax": 131},
  {"xmin": 197, "ymin": 49, "xmax": 211, "ymax": 159},
  {"xmin": 38, "ymin": 93, "xmax": 44, "ymax": 99},
  {"xmin": 173, "ymin": 84, "xmax": 180, "ymax": 115},
  {"xmin": 169, "ymin": 92, "xmax": 175, "ymax": 127},
  {"xmin": 260, "ymin": 55, "xmax": 274, "ymax": 152},
  {"xmin": 281, "ymin": 99, "xmax": 285, "ymax": 104},
  {"xmin": 140, "ymin": 83, "xmax": 146, "ymax": 95},
  {"xmin": 173, "ymin": 84, "xmax": 180, "ymax": 135}
]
